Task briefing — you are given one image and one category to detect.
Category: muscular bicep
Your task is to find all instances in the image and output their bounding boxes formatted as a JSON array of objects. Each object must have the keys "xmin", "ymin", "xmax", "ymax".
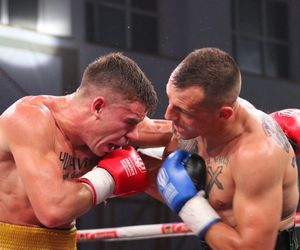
[
  {"xmin": 2, "ymin": 104, "xmax": 65, "ymax": 205},
  {"xmin": 1, "ymin": 103, "xmax": 95, "ymax": 227},
  {"xmin": 233, "ymin": 152, "xmax": 283, "ymax": 248}
]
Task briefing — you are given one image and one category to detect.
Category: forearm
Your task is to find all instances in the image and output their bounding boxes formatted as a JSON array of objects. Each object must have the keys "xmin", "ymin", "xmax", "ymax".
[
  {"xmin": 32, "ymin": 181, "xmax": 95, "ymax": 228},
  {"xmin": 204, "ymin": 222, "xmax": 241, "ymax": 250},
  {"xmin": 132, "ymin": 118, "xmax": 173, "ymax": 147},
  {"xmin": 204, "ymin": 221, "xmax": 276, "ymax": 250}
]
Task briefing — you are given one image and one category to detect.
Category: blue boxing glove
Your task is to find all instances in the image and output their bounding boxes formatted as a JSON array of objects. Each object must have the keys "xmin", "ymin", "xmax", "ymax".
[
  {"xmin": 157, "ymin": 150, "xmax": 201, "ymax": 212},
  {"xmin": 157, "ymin": 150, "xmax": 220, "ymax": 238}
]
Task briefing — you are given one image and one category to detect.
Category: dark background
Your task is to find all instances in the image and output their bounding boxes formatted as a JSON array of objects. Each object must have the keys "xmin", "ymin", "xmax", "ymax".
[{"xmin": 0, "ymin": 0, "xmax": 300, "ymax": 249}]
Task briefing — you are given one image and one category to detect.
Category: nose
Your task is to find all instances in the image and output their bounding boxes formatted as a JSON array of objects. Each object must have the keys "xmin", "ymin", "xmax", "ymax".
[
  {"xmin": 125, "ymin": 126, "xmax": 139, "ymax": 142},
  {"xmin": 164, "ymin": 103, "xmax": 177, "ymax": 121}
]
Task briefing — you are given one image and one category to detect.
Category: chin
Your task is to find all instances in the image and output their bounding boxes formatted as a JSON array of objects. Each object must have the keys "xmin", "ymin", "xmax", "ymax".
[
  {"xmin": 176, "ymin": 132, "xmax": 189, "ymax": 140},
  {"xmin": 181, "ymin": 135, "xmax": 194, "ymax": 140},
  {"xmin": 94, "ymin": 150, "xmax": 106, "ymax": 157},
  {"xmin": 177, "ymin": 131, "xmax": 198, "ymax": 140}
]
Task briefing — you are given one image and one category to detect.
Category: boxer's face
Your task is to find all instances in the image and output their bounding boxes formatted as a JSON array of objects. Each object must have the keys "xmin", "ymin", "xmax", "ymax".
[
  {"xmin": 165, "ymin": 82, "xmax": 218, "ymax": 139},
  {"xmin": 86, "ymin": 99, "xmax": 147, "ymax": 156}
]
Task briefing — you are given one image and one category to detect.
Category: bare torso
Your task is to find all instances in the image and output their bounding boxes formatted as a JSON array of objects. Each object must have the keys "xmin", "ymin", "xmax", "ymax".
[
  {"xmin": 202, "ymin": 136, "xmax": 298, "ymax": 230},
  {"xmin": 164, "ymin": 103, "xmax": 299, "ymax": 231},
  {"xmin": 0, "ymin": 96, "xmax": 99, "ymax": 228}
]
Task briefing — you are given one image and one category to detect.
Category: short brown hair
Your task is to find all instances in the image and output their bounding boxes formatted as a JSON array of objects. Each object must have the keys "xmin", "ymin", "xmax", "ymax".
[
  {"xmin": 172, "ymin": 48, "xmax": 241, "ymax": 109},
  {"xmin": 80, "ymin": 52, "xmax": 157, "ymax": 115}
]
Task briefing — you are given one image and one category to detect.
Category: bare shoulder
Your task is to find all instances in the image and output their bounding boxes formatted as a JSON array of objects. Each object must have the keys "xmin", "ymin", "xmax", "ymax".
[
  {"xmin": 0, "ymin": 96, "xmax": 56, "ymax": 148},
  {"xmin": 238, "ymin": 97, "xmax": 256, "ymax": 109},
  {"xmin": 243, "ymin": 108, "xmax": 290, "ymax": 156},
  {"xmin": 2, "ymin": 96, "xmax": 53, "ymax": 126},
  {"xmin": 232, "ymin": 111, "xmax": 291, "ymax": 186},
  {"xmin": 259, "ymin": 111, "xmax": 290, "ymax": 154}
]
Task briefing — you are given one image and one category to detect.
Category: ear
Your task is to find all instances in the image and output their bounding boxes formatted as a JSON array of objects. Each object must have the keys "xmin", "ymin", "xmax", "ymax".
[
  {"xmin": 91, "ymin": 97, "xmax": 105, "ymax": 116},
  {"xmin": 219, "ymin": 106, "xmax": 233, "ymax": 120}
]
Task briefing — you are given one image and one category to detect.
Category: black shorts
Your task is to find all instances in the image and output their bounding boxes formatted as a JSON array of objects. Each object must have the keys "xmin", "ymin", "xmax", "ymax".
[
  {"xmin": 275, "ymin": 226, "xmax": 299, "ymax": 250},
  {"xmin": 200, "ymin": 226, "xmax": 299, "ymax": 250}
]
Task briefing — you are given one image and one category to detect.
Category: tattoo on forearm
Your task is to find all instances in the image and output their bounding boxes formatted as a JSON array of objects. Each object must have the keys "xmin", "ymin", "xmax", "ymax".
[{"xmin": 262, "ymin": 114, "xmax": 289, "ymax": 153}]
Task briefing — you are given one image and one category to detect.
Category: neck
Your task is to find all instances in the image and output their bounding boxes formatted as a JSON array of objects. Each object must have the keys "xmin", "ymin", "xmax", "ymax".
[
  {"xmin": 203, "ymin": 102, "xmax": 244, "ymax": 156},
  {"xmin": 51, "ymin": 93, "xmax": 86, "ymax": 147}
]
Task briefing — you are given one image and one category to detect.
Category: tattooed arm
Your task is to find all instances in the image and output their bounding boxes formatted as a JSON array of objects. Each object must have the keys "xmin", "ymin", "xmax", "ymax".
[
  {"xmin": 204, "ymin": 114, "xmax": 298, "ymax": 250},
  {"xmin": 0, "ymin": 103, "xmax": 94, "ymax": 228}
]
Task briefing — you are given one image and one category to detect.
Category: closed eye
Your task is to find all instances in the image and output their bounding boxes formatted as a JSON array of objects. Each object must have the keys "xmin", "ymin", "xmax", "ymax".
[
  {"xmin": 125, "ymin": 118, "xmax": 139, "ymax": 127},
  {"xmin": 175, "ymin": 105, "xmax": 194, "ymax": 116}
]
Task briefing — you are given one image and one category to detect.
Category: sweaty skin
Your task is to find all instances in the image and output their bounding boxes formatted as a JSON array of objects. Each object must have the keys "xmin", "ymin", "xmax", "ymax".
[
  {"xmin": 152, "ymin": 47, "xmax": 299, "ymax": 249},
  {"xmin": 0, "ymin": 94, "xmax": 149, "ymax": 228},
  {"xmin": 137, "ymin": 80, "xmax": 298, "ymax": 249},
  {"xmin": 164, "ymin": 98, "xmax": 298, "ymax": 250},
  {"xmin": 0, "ymin": 96, "xmax": 95, "ymax": 228}
]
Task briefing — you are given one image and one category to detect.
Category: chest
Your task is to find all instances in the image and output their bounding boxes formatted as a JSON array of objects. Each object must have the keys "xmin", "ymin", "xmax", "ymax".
[
  {"xmin": 204, "ymin": 156, "xmax": 234, "ymax": 211},
  {"xmin": 58, "ymin": 151, "xmax": 98, "ymax": 179},
  {"xmin": 54, "ymin": 133, "xmax": 98, "ymax": 180},
  {"xmin": 177, "ymin": 138, "xmax": 236, "ymax": 211}
]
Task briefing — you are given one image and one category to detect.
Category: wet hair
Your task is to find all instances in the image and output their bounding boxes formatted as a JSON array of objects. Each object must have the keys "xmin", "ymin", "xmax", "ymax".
[
  {"xmin": 172, "ymin": 47, "xmax": 241, "ymax": 110},
  {"xmin": 80, "ymin": 52, "xmax": 157, "ymax": 115}
]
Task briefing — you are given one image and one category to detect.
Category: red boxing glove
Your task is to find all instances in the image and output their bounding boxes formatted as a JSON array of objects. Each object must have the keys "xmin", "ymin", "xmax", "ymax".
[
  {"xmin": 79, "ymin": 146, "xmax": 149, "ymax": 205},
  {"xmin": 270, "ymin": 108, "xmax": 300, "ymax": 156},
  {"xmin": 99, "ymin": 146, "xmax": 149, "ymax": 196}
]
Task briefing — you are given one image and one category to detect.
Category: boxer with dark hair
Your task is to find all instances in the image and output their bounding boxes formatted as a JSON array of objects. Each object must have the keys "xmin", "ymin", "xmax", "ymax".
[
  {"xmin": 0, "ymin": 52, "xmax": 166, "ymax": 249},
  {"xmin": 157, "ymin": 48, "xmax": 299, "ymax": 250}
]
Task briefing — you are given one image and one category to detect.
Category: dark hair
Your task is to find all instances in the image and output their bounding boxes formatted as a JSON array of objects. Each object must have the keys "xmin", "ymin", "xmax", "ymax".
[
  {"xmin": 172, "ymin": 48, "xmax": 241, "ymax": 109},
  {"xmin": 80, "ymin": 52, "xmax": 157, "ymax": 115}
]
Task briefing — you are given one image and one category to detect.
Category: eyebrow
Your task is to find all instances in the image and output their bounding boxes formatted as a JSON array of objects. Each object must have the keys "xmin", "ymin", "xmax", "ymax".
[
  {"xmin": 125, "ymin": 117, "xmax": 142, "ymax": 125},
  {"xmin": 178, "ymin": 105, "xmax": 197, "ymax": 115}
]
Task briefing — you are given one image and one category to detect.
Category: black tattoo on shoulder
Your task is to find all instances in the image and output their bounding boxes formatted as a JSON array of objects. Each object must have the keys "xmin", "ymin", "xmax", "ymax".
[
  {"xmin": 261, "ymin": 113, "xmax": 290, "ymax": 153},
  {"xmin": 292, "ymin": 156, "xmax": 297, "ymax": 168}
]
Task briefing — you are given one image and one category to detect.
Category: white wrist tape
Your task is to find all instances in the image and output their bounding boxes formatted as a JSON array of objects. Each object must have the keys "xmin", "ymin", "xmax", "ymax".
[
  {"xmin": 79, "ymin": 167, "xmax": 115, "ymax": 205},
  {"xmin": 179, "ymin": 191, "xmax": 220, "ymax": 238},
  {"xmin": 137, "ymin": 147, "xmax": 165, "ymax": 160}
]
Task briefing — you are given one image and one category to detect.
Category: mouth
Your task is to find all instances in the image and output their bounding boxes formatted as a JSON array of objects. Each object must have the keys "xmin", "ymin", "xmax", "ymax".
[
  {"xmin": 173, "ymin": 124, "xmax": 181, "ymax": 133},
  {"xmin": 173, "ymin": 125, "xmax": 187, "ymax": 138},
  {"xmin": 107, "ymin": 143, "xmax": 123, "ymax": 151},
  {"xmin": 108, "ymin": 143, "xmax": 117, "ymax": 151}
]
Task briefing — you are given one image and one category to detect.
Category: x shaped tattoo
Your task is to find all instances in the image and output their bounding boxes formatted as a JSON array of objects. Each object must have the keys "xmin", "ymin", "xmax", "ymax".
[{"xmin": 206, "ymin": 166, "xmax": 223, "ymax": 194}]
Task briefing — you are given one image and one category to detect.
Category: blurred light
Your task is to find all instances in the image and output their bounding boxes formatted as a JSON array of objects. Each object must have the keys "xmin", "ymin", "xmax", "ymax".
[
  {"xmin": 0, "ymin": 45, "xmax": 55, "ymax": 68},
  {"xmin": 0, "ymin": 25, "xmax": 59, "ymax": 68},
  {"xmin": 37, "ymin": 0, "xmax": 72, "ymax": 37},
  {"xmin": 0, "ymin": 24, "xmax": 59, "ymax": 46}
]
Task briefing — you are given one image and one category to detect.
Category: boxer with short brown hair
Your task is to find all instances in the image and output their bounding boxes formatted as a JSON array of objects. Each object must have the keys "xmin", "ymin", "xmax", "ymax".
[
  {"xmin": 0, "ymin": 52, "xmax": 165, "ymax": 249},
  {"xmin": 157, "ymin": 48, "xmax": 299, "ymax": 250}
]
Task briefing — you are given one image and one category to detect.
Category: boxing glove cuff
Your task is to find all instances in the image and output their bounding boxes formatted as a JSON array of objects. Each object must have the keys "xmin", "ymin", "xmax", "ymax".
[
  {"xmin": 79, "ymin": 167, "xmax": 115, "ymax": 206},
  {"xmin": 137, "ymin": 147, "xmax": 165, "ymax": 160},
  {"xmin": 179, "ymin": 191, "xmax": 221, "ymax": 239}
]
